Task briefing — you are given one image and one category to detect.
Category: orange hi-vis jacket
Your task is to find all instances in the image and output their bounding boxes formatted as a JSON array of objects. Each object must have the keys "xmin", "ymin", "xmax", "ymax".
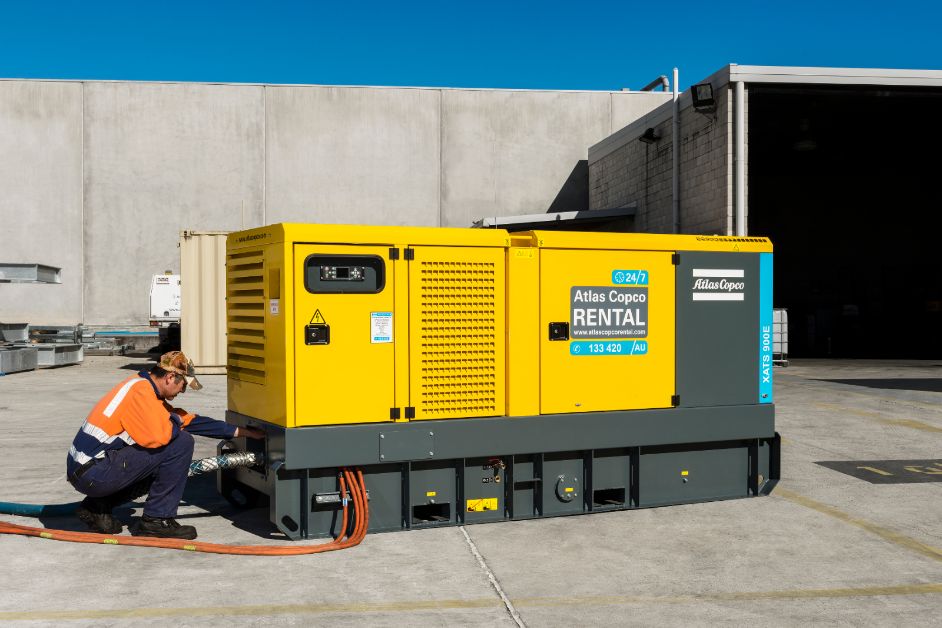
[{"xmin": 67, "ymin": 371, "xmax": 236, "ymax": 469}]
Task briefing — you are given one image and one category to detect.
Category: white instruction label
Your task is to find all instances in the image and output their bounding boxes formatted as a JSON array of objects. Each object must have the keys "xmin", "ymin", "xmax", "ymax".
[
  {"xmin": 269, "ymin": 299, "xmax": 280, "ymax": 315},
  {"xmin": 371, "ymin": 312, "xmax": 393, "ymax": 343}
]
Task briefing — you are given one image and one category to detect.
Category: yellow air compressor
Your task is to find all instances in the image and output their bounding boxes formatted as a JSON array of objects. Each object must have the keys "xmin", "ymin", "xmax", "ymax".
[{"xmin": 221, "ymin": 223, "xmax": 779, "ymax": 539}]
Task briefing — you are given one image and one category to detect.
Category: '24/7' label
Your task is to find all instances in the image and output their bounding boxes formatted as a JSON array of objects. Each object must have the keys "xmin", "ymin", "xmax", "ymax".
[{"xmin": 611, "ymin": 269, "xmax": 649, "ymax": 285}]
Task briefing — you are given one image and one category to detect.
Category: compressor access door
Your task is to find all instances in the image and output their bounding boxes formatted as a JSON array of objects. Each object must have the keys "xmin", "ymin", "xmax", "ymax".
[
  {"xmin": 540, "ymin": 248, "xmax": 676, "ymax": 414},
  {"xmin": 293, "ymin": 244, "xmax": 395, "ymax": 425}
]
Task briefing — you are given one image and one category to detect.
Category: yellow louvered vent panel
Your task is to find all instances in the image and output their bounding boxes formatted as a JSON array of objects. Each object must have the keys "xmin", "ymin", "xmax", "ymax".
[
  {"xmin": 226, "ymin": 249, "xmax": 266, "ymax": 384},
  {"xmin": 417, "ymin": 259, "xmax": 498, "ymax": 418}
]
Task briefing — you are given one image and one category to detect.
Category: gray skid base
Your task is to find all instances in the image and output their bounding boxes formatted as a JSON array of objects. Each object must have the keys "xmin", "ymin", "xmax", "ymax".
[{"xmin": 221, "ymin": 405, "xmax": 779, "ymax": 540}]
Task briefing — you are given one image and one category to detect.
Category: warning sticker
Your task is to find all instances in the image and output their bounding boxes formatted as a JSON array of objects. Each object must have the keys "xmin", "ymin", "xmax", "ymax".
[
  {"xmin": 571, "ymin": 287, "xmax": 648, "ymax": 338},
  {"xmin": 466, "ymin": 498, "xmax": 498, "ymax": 512},
  {"xmin": 371, "ymin": 312, "xmax": 393, "ymax": 344}
]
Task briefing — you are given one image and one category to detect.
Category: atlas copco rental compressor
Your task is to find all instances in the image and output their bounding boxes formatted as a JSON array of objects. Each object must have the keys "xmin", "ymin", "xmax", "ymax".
[{"xmin": 220, "ymin": 223, "xmax": 779, "ymax": 539}]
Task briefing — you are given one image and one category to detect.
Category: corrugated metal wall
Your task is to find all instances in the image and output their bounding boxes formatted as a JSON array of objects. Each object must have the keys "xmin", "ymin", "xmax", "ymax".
[{"xmin": 180, "ymin": 231, "xmax": 228, "ymax": 373}]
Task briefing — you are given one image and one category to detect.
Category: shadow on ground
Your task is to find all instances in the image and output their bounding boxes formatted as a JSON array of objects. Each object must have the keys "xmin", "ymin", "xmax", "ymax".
[
  {"xmin": 816, "ymin": 378, "xmax": 942, "ymax": 393},
  {"xmin": 119, "ymin": 360, "xmax": 157, "ymax": 371},
  {"xmin": 37, "ymin": 473, "xmax": 279, "ymax": 540}
]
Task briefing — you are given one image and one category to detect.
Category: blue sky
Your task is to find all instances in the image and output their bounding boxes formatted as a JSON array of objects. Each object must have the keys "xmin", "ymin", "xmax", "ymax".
[{"xmin": 1, "ymin": 1, "xmax": 939, "ymax": 91}]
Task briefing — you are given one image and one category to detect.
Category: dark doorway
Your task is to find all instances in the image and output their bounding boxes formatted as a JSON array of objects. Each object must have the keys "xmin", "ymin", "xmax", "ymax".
[{"xmin": 748, "ymin": 84, "xmax": 942, "ymax": 358}]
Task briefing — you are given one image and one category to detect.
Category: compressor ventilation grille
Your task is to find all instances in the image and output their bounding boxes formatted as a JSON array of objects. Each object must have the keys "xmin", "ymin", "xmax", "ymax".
[
  {"xmin": 226, "ymin": 249, "xmax": 266, "ymax": 384},
  {"xmin": 418, "ymin": 260, "xmax": 497, "ymax": 417}
]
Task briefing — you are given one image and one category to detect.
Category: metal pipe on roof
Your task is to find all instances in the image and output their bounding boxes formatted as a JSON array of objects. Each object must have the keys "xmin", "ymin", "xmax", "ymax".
[
  {"xmin": 734, "ymin": 81, "xmax": 746, "ymax": 236},
  {"xmin": 640, "ymin": 75, "xmax": 670, "ymax": 92},
  {"xmin": 672, "ymin": 68, "xmax": 680, "ymax": 234}
]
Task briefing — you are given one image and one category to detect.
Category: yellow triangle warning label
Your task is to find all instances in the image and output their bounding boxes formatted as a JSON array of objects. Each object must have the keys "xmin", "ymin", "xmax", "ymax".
[
  {"xmin": 310, "ymin": 309, "xmax": 327, "ymax": 324},
  {"xmin": 733, "ymin": 244, "xmax": 740, "ymax": 252}
]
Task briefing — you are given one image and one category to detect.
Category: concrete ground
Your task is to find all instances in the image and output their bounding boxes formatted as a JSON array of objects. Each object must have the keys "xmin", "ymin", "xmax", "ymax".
[{"xmin": 0, "ymin": 356, "xmax": 940, "ymax": 626}]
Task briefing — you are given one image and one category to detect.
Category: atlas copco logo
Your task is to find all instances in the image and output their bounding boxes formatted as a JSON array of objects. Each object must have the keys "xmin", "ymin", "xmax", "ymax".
[
  {"xmin": 692, "ymin": 277, "xmax": 745, "ymax": 292},
  {"xmin": 691, "ymin": 269, "xmax": 745, "ymax": 302},
  {"xmin": 236, "ymin": 233, "xmax": 270, "ymax": 243}
]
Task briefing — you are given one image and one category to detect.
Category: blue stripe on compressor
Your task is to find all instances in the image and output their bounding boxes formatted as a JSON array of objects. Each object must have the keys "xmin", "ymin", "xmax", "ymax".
[{"xmin": 759, "ymin": 253, "xmax": 773, "ymax": 403}]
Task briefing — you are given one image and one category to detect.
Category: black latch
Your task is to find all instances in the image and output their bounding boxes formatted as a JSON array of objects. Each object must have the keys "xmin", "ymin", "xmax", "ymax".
[
  {"xmin": 548, "ymin": 322, "xmax": 569, "ymax": 341},
  {"xmin": 672, "ymin": 253, "xmax": 680, "ymax": 265},
  {"xmin": 405, "ymin": 406, "xmax": 416, "ymax": 419},
  {"xmin": 390, "ymin": 407, "xmax": 401, "ymax": 420},
  {"xmin": 389, "ymin": 248, "xmax": 400, "ymax": 260},
  {"xmin": 304, "ymin": 324, "xmax": 330, "ymax": 345},
  {"xmin": 404, "ymin": 248, "xmax": 415, "ymax": 261},
  {"xmin": 671, "ymin": 394, "xmax": 680, "ymax": 407}
]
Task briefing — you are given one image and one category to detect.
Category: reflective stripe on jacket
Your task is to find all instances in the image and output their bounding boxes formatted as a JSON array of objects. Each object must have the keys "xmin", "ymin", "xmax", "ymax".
[{"xmin": 68, "ymin": 372, "xmax": 197, "ymax": 467}]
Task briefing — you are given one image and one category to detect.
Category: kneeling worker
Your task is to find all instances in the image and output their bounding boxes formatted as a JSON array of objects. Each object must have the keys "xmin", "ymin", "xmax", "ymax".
[{"xmin": 66, "ymin": 351, "xmax": 264, "ymax": 540}]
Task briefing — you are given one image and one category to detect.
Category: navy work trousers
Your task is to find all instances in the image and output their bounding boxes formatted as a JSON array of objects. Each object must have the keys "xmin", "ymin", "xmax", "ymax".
[{"xmin": 68, "ymin": 431, "xmax": 194, "ymax": 519}]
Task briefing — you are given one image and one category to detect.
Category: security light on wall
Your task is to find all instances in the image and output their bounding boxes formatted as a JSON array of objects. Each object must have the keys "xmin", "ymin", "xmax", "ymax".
[
  {"xmin": 638, "ymin": 127, "xmax": 661, "ymax": 144},
  {"xmin": 691, "ymin": 83, "xmax": 716, "ymax": 114}
]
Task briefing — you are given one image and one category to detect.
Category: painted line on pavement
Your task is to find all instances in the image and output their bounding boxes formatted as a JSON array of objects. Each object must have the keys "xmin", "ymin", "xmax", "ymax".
[
  {"xmin": 814, "ymin": 402, "xmax": 942, "ymax": 433},
  {"xmin": 881, "ymin": 418, "xmax": 942, "ymax": 433},
  {"xmin": 512, "ymin": 582, "xmax": 942, "ymax": 607},
  {"xmin": 0, "ymin": 599, "xmax": 503, "ymax": 622},
  {"xmin": 779, "ymin": 377, "xmax": 942, "ymax": 416},
  {"xmin": 775, "ymin": 487, "xmax": 942, "ymax": 563},
  {"xmin": 2, "ymin": 583, "xmax": 941, "ymax": 621}
]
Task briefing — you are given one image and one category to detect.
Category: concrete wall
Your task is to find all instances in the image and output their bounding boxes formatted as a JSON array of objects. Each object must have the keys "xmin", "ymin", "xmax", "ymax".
[
  {"xmin": 83, "ymin": 83, "xmax": 265, "ymax": 325},
  {"xmin": 0, "ymin": 79, "xmax": 669, "ymax": 326},
  {"xmin": 0, "ymin": 81, "xmax": 84, "ymax": 324},
  {"xmin": 588, "ymin": 85, "xmax": 737, "ymax": 235},
  {"xmin": 440, "ymin": 90, "xmax": 668, "ymax": 227},
  {"xmin": 265, "ymin": 86, "xmax": 441, "ymax": 225}
]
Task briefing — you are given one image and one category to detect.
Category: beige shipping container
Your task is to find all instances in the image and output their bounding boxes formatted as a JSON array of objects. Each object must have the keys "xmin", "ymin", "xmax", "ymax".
[{"xmin": 180, "ymin": 231, "xmax": 229, "ymax": 374}]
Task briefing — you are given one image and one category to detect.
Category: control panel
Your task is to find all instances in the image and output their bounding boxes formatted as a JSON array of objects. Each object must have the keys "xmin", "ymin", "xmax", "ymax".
[
  {"xmin": 320, "ymin": 265, "xmax": 365, "ymax": 282},
  {"xmin": 304, "ymin": 254, "xmax": 385, "ymax": 294}
]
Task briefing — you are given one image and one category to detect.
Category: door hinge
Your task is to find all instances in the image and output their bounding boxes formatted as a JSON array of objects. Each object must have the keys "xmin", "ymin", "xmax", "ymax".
[
  {"xmin": 405, "ymin": 406, "xmax": 416, "ymax": 419},
  {"xmin": 672, "ymin": 253, "xmax": 680, "ymax": 265},
  {"xmin": 404, "ymin": 248, "xmax": 415, "ymax": 261},
  {"xmin": 389, "ymin": 247, "xmax": 400, "ymax": 260},
  {"xmin": 671, "ymin": 394, "xmax": 680, "ymax": 407},
  {"xmin": 390, "ymin": 407, "xmax": 400, "ymax": 420}
]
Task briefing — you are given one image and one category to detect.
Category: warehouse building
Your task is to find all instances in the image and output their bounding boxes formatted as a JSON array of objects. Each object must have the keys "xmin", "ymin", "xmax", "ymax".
[
  {"xmin": 590, "ymin": 65, "xmax": 942, "ymax": 358},
  {"xmin": 2, "ymin": 64, "xmax": 941, "ymax": 358}
]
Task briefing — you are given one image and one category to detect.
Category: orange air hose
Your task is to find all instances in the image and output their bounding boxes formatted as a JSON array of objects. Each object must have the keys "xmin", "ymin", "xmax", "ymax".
[
  {"xmin": 356, "ymin": 469, "xmax": 368, "ymax": 538},
  {"xmin": 341, "ymin": 469, "xmax": 367, "ymax": 548},
  {"xmin": 335, "ymin": 472, "xmax": 349, "ymax": 543},
  {"xmin": 337, "ymin": 470, "xmax": 360, "ymax": 547},
  {"xmin": 347, "ymin": 470, "xmax": 363, "ymax": 544},
  {"xmin": 0, "ymin": 468, "xmax": 367, "ymax": 556}
]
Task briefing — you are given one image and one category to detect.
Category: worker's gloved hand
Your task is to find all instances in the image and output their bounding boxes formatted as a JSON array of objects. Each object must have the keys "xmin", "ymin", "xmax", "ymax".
[{"xmin": 235, "ymin": 426, "xmax": 265, "ymax": 440}]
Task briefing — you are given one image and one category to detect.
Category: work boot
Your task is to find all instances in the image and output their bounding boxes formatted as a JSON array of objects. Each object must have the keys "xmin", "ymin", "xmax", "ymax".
[
  {"xmin": 133, "ymin": 515, "xmax": 197, "ymax": 540},
  {"xmin": 75, "ymin": 497, "xmax": 123, "ymax": 535}
]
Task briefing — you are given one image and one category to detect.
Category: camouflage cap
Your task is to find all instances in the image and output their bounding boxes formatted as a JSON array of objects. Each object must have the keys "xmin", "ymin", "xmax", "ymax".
[{"xmin": 158, "ymin": 351, "xmax": 203, "ymax": 391}]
